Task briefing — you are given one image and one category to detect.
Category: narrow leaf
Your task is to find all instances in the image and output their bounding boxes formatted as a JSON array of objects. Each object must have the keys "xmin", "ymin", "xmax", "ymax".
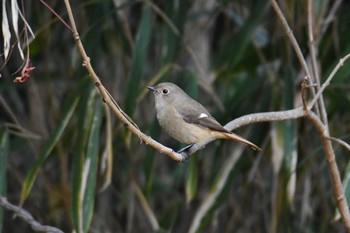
[
  {"xmin": 71, "ymin": 86, "xmax": 97, "ymax": 233},
  {"xmin": 19, "ymin": 96, "xmax": 79, "ymax": 206},
  {"xmin": 11, "ymin": 0, "xmax": 23, "ymax": 59},
  {"xmin": 99, "ymin": 105, "xmax": 113, "ymax": 192},
  {"xmin": 82, "ymin": 100, "xmax": 103, "ymax": 232},
  {"xmin": 124, "ymin": 4, "xmax": 153, "ymax": 115}
]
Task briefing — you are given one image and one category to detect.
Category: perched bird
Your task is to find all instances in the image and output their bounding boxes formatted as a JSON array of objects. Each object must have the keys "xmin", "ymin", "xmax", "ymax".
[{"xmin": 147, "ymin": 82, "xmax": 261, "ymax": 152}]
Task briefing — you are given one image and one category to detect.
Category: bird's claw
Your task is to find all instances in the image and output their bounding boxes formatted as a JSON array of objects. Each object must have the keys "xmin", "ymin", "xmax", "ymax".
[
  {"xmin": 178, "ymin": 151, "xmax": 190, "ymax": 163},
  {"xmin": 177, "ymin": 144, "xmax": 194, "ymax": 163}
]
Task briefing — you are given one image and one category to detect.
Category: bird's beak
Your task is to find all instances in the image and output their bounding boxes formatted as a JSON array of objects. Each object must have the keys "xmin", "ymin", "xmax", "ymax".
[{"xmin": 147, "ymin": 86, "xmax": 156, "ymax": 92}]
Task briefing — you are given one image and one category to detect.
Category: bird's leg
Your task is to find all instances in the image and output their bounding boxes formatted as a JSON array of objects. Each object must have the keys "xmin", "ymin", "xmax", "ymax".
[
  {"xmin": 177, "ymin": 144, "xmax": 194, "ymax": 162},
  {"xmin": 177, "ymin": 143, "xmax": 194, "ymax": 153}
]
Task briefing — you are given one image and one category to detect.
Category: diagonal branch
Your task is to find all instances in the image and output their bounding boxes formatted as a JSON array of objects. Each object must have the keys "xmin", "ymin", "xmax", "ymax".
[
  {"xmin": 309, "ymin": 53, "xmax": 350, "ymax": 108},
  {"xmin": 316, "ymin": 0, "xmax": 343, "ymax": 46},
  {"xmin": 270, "ymin": 3, "xmax": 350, "ymax": 229},
  {"xmin": 61, "ymin": 0, "xmax": 350, "ymax": 231},
  {"xmin": 307, "ymin": 0, "xmax": 329, "ymax": 129},
  {"xmin": 305, "ymin": 111, "xmax": 350, "ymax": 232},
  {"xmin": 270, "ymin": 0, "xmax": 310, "ymax": 78},
  {"xmin": 63, "ymin": 0, "xmax": 186, "ymax": 161},
  {"xmin": 327, "ymin": 136, "xmax": 350, "ymax": 153},
  {"xmin": 301, "ymin": 79, "xmax": 350, "ymax": 231},
  {"xmin": 270, "ymin": 0, "xmax": 321, "ymax": 118}
]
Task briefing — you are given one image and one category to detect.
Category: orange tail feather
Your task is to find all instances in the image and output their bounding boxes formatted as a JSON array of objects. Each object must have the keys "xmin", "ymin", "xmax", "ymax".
[{"xmin": 223, "ymin": 132, "xmax": 261, "ymax": 151}]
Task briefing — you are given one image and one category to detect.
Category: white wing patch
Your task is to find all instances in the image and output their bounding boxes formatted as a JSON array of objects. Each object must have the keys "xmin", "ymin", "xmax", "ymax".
[{"xmin": 198, "ymin": 113, "xmax": 209, "ymax": 119}]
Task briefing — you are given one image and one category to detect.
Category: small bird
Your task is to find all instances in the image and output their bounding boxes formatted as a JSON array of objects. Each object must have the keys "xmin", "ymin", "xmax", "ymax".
[{"xmin": 147, "ymin": 82, "xmax": 261, "ymax": 152}]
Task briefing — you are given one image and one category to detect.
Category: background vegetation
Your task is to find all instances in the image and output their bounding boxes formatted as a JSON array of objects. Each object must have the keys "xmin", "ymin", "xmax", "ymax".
[{"xmin": 1, "ymin": 0, "xmax": 350, "ymax": 232}]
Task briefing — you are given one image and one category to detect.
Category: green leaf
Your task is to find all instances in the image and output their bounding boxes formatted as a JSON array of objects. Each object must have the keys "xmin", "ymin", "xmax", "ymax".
[
  {"xmin": 159, "ymin": 0, "xmax": 189, "ymax": 66},
  {"xmin": 282, "ymin": 68, "xmax": 297, "ymax": 205},
  {"xmin": 124, "ymin": 4, "xmax": 153, "ymax": 115},
  {"xmin": 19, "ymin": 95, "xmax": 80, "ymax": 206},
  {"xmin": 99, "ymin": 105, "xmax": 113, "ymax": 192},
  {"xmin": 0, "ymin": 126, "xmax": 9, "ymax": 233},
  {"xmin": 214, "ymin": 1, "xmax": 268, "ymax": 72},
  {"xmin": 82, "ymin": 100, "xmax": 103, "ymax": 232},
  {"xmin": 71, "ymin": 86, "xmax": 97, "ymax": 233}
]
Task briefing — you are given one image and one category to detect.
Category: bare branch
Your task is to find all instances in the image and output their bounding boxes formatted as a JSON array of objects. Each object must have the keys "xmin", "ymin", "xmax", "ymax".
[
  {"xmin": 63, "ymin": 0, "xmax": 187, "ymax": 161},
  {"xmin": 307, "ymin": 0, "xmax": 329, "ymax": 129},
  {"xmin": 305, "ymin": 112, "xmax": 350, "ymax": 232},
  {"xmin": 224, "ymin": 108, "xmax": 305, "ymax": 129},
  {"xmin": 0, "ymin": 196, "xmax": 64, "ymax": 233},
  {"xmin": 316, "ymin": 0, "xmax": 343, "ymax": 46},
  {"xmin": 185, "ymin": 108, "xmax": 305, "ymax": 156},
  {"xmin": 270, "ymin": 0, "xmax": 310, "ymax": 78},
  {"xmin": 326, "ymin": 137, "xmax": 350, "ymax": 153},
  {"xmin": 270, "ymin": 0, "xmax": 321, "ymax": 117},
  {"xmin": 271, "ymin": 4, "xmax": 350, "ymax": 229},
  {"xmin": 301, "ymin": 81, "xmax": 350, "ymax": 231},
  {"xmin": 38, "ymin": 0, "xmax": 72, "ymax": 32},
  {"xmin": 309, "ymin": 53, "xmax": 350, "ymax": 108}
]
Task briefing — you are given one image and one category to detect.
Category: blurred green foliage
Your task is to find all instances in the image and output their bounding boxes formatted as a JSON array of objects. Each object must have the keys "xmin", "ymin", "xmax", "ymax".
[{"xmin": 1, "ymin": 0, "xmax": 350, "ymax": 232}]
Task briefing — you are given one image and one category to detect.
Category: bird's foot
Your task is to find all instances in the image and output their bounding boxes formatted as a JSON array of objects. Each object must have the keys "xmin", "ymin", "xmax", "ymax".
[{"xmin": 177, "ymin": 144, "xmax": 194, "ymax": 163}]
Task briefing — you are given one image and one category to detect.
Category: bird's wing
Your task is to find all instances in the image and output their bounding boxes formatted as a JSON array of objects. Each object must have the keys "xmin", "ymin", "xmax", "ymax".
[
  {"xmin": 176, "ymin": 103, "xmax": 230, "ymax": 133},
  {"xmin": 176, "ymin": 101, "xmax": 262, "ymax": 151}
]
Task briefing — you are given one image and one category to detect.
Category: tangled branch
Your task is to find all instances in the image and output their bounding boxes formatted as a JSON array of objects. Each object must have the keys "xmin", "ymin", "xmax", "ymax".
[{"xmin": 0, "ymin": 196, "xmax": 63, "ymax": 233}]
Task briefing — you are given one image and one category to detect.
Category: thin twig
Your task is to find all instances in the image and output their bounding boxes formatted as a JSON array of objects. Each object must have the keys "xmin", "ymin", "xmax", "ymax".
[
  {"xmin": 270, "ymin": 0, "xmax": 322, "ymax": 120},
  {"xmin": 271, "ymin": 5, "xmax": 350, "ymax": 229},
  {"xmin": 301, "ymin": 83, "xmax": 350, "ymax": 232},
  {"xmin": 270, "ymin": 0, "xmax": 310, "ymax": 78},
  {"xmin": 301, "ymin": 78, "xmax": 310, "ymax": 111},
  {"xmin": 0, "ymin": 94, "xmax": 21, "ymax": 126},
  {"xmin": 309, "ymin": 53, "xmax": 350, "ymax": 108},
  {"xmin": 146, "ymin": 0, "xmax": 225, "ymax": 111},
  {"xmin": 316, "ymin": 0, "xmax": 343, "ymax": 46},
  {"xmin": 305, "ymin": 112, "xmax": 350, "ymax": 232},
  {"xmin": 0, "ymin": 196, "xmax": 64, "ymax": 233},
  {"xmin": 145, "ymin": 0, "xmax": 179, "ymax": 35},
  {"xmin": 307, "ymin": 0, "xmax": 329, "ymax": 129},
  {"xmin": 5, "ymin": 122, "xmax": 41, "ymax": 140},
  {"xmin": 326, "ymin": 136, "xmax": 350, "ymax": 153},
  {"xmin": 307, "ymin": 0, "xmax": 318, "ymax": 78},
  {"xmin": 38, "ymin": 0, "xmax": 73, "ymax": 32}
]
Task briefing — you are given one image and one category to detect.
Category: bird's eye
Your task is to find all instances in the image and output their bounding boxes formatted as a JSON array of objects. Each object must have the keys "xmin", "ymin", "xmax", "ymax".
[{"xmin": 162, "ymin": 89, "xmax": 169, "ymax": 94}]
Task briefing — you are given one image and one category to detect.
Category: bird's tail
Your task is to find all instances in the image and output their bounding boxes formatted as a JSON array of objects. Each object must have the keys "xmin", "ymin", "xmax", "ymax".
[{"xmin": 223, "ymin": 132, "xmax": 261, "ymax": 151}]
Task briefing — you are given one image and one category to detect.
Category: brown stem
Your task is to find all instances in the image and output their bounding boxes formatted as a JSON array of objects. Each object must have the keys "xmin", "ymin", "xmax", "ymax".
[
  {"xmin": 306, "ymin": 111, "xmax": 350, "ymax": 232},
  {"xmin": 302, "ymin": 81, "xmax": 350, "ymax": 232}
]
